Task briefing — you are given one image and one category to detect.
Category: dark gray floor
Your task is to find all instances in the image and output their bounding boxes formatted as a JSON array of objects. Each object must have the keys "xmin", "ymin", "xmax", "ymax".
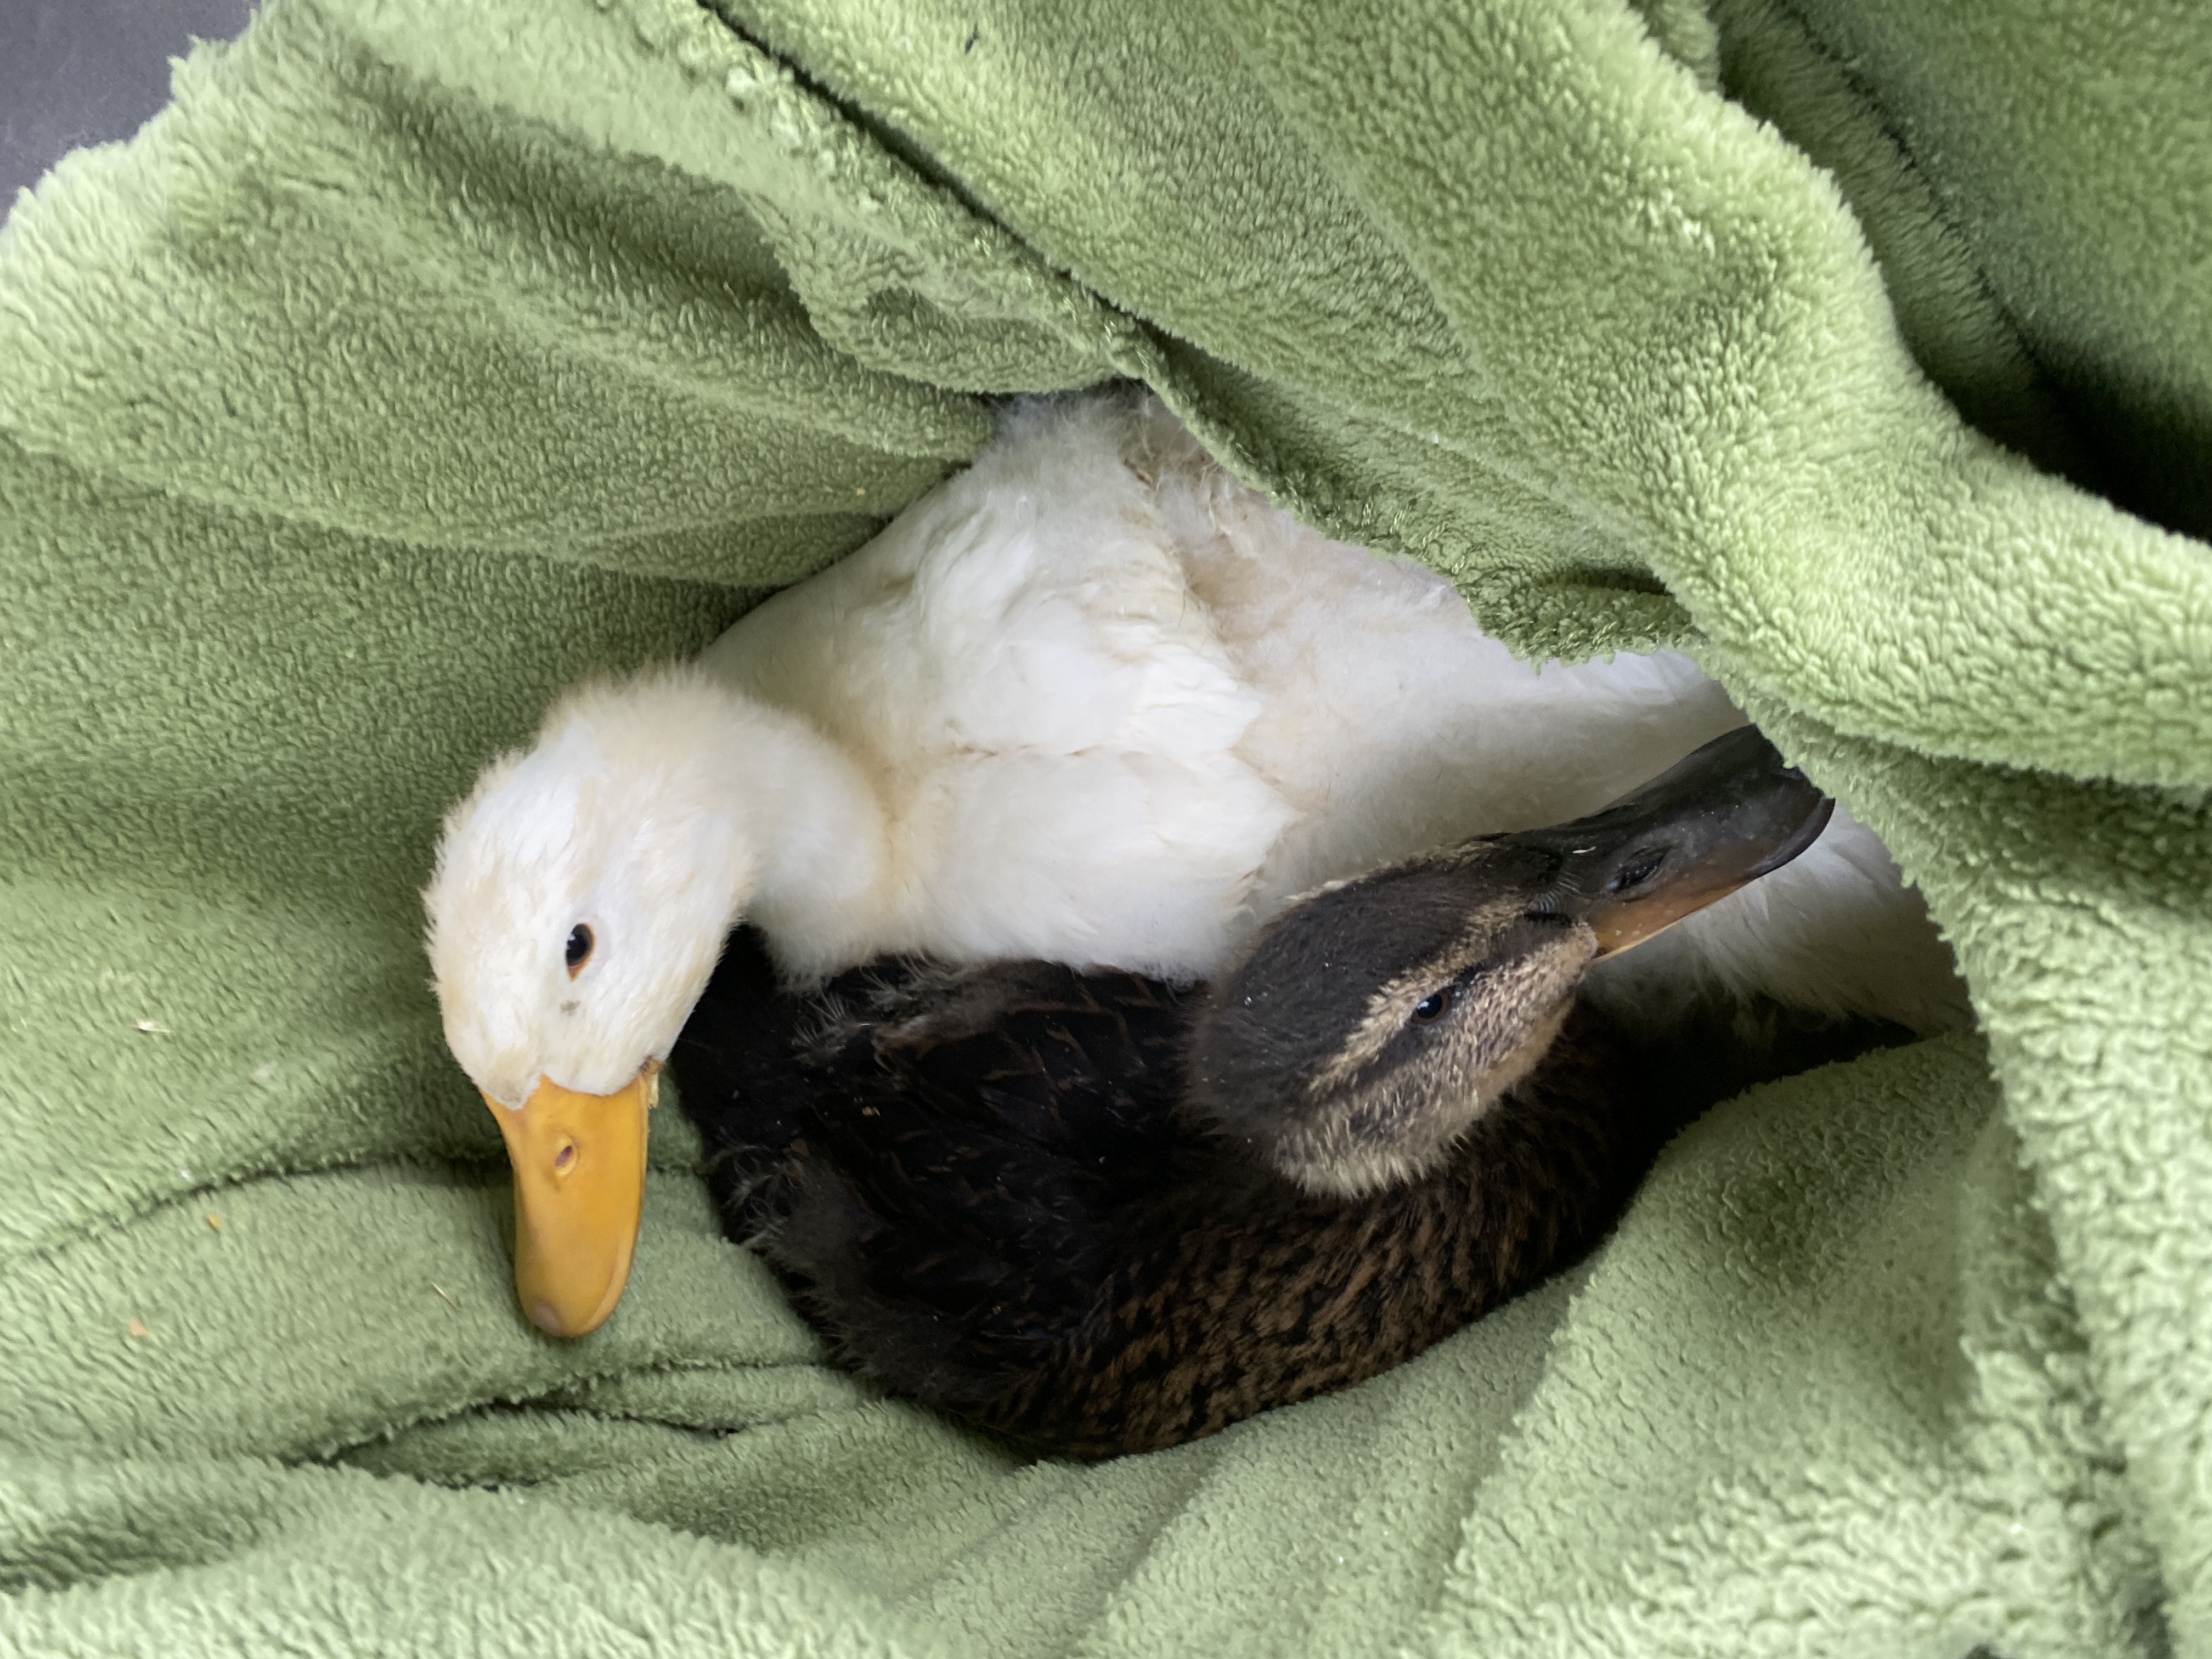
[{"xmin": 2, "ymin": 0, "xmax": 258, "ymax": 213}]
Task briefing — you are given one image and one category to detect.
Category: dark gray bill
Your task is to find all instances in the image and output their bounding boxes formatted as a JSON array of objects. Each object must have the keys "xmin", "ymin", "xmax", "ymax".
[{"xmin": 1498, "ymin": 724, "xmax": 1834, "ymax": 955}]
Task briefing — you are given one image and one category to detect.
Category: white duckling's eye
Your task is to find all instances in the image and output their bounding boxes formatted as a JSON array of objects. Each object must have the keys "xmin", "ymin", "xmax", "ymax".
[
  {"xmin": 1410, "ymin": 986, "xmax": 1454, "ymax": 1024},
  {"xmin": 565, "ymin": 924, "xmax": 595, "ymax": 978}
]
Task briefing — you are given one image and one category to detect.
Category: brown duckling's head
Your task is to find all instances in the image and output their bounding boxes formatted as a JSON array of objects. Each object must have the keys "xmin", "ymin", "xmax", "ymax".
[{"xmin": 1188, "ymin": 726, "xmax": 1835, "ymax": 1197}]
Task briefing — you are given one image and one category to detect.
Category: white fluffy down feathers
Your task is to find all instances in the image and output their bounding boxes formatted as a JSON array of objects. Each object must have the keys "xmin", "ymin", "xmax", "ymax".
[{"xmin": 425, "ymin": 392, "xmax": 1967, "ymax": 1106}]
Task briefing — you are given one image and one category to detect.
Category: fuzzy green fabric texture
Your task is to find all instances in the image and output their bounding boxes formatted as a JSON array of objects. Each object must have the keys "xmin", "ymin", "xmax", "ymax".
[{"xmin": 2, "ymin": 0, "xmax": 2207, "ymax": 1652}]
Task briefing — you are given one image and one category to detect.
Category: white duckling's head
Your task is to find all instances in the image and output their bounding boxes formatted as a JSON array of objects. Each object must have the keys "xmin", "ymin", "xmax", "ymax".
[
  {"xmin": 426, "ymin": 667, "xmax": 874, "ymax": 1339},
  {"xmin": 426, "ymin": 671, "xmax": 761, "ymax": 1114}
]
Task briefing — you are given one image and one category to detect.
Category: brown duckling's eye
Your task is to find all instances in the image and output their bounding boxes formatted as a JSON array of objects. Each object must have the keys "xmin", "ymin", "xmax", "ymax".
[
  {"xmin": 565, "ymin": 924, "xmax": 595, "ymax": 977},
  {"xmin": 1411, "ymin": 986, "xmax": 1453, "ymax": 1024}
]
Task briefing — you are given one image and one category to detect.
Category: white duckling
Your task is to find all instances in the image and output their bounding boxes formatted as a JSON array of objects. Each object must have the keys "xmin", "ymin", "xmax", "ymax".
[{"xmin": 425, "ymin": 390, "xmax": 1967, "ymax": 1336}]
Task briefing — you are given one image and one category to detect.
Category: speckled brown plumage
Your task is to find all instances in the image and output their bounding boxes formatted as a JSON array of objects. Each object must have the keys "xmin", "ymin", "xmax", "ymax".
[
  {"xmin": 982, "ymin": 1008, "xmax": 1649, "ymax": 1455},
  {"xmin": 675, "ymin": 927, "xmax": 1664, "ymax": 1459}
]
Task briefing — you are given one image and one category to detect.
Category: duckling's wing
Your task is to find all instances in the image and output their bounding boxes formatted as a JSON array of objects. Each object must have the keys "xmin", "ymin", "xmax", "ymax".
[
  {"xmin": 766, "ymin": 962, "xmax": 1199, "ymax": 1393},
  {"xmin": 875, "ymin": 961, "xmax": 1193, "ymax": 1189}
]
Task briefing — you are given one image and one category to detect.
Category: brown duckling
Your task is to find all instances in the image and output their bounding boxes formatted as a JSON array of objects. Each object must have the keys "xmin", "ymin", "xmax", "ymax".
[{"xmin": 673, "ymin": 727, "xmax": 1849, "ymax": 1458}]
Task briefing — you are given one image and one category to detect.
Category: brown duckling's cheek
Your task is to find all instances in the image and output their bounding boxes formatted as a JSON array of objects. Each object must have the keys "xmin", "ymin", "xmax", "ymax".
[{"xmin": 1265, "ymin": 956, "xmax": 1588, "ymax": 1200}]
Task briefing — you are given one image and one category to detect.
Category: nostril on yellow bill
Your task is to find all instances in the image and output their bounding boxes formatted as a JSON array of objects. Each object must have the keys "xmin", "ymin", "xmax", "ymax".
[{"xmin": 480, "ymin": 1064, "xmax": 655, "ymax": 1337}]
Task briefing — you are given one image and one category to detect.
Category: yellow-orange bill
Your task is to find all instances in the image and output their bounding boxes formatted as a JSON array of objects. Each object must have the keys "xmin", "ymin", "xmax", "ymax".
[{"xmin": 482, "ymin": 1063, "xmax": 656, "ymax": 1337}]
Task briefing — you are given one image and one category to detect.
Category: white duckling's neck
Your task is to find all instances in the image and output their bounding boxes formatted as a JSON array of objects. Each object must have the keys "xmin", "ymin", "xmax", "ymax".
[{"xmin": 709, "ymin": 694, "xmax": 895, "ymax": 978}]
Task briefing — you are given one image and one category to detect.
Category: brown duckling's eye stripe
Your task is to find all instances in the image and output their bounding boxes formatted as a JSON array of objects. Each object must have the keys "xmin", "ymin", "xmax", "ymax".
[
  {"xmin": 1312, "ymin": 928, "xmax": 1592, "ymax": 1098},
  {"xmin": 1307, "ymin": 921, "xmax": 1505, "ymax": 1094}
]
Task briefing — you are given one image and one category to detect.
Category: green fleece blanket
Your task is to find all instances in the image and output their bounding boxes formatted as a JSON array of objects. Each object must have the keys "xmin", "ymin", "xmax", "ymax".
[{"xmin": 3, "ymin": 0, "xmax": 2208, "ymax": 1652}]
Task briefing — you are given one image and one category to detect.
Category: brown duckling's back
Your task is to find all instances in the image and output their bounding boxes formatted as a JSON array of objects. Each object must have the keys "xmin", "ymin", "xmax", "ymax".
[{"xmin": 916, "ymin": 1001, "xmax": 1651, "ymax": 1456}]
